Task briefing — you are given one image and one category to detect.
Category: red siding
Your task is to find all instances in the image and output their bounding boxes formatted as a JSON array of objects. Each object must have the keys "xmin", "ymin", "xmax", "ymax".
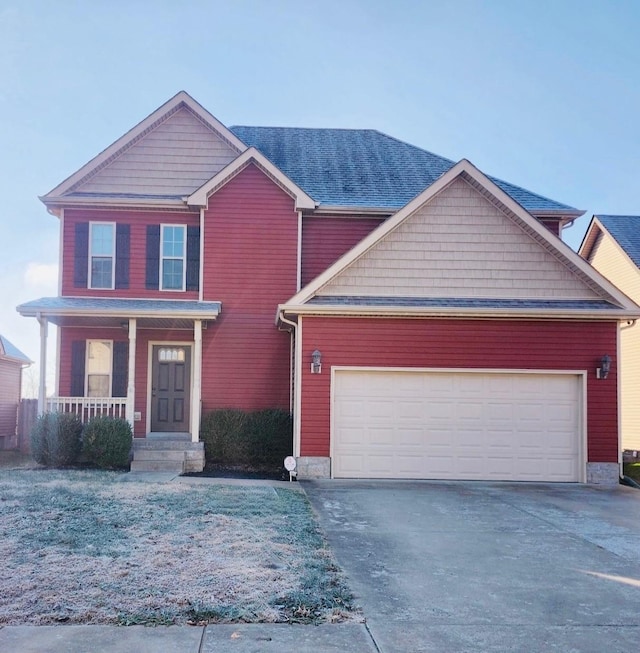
[
  {"xmin": 301, "ymin": 215, "xmax": 384, "ymax": 286},
  {"xmin": 300, "ymin": 317, "xmax": 618, "ymax": 462},
  {"xmin": 201, "ymin": 164, "xmax": 297, "ymax": 410},
  {"xmin": 62, "ymin": 208, "xmax": 199, "ymax": 299},
  {"xmin": 59, "ymin": 326, "xmax": 192, "ymax": 437}
]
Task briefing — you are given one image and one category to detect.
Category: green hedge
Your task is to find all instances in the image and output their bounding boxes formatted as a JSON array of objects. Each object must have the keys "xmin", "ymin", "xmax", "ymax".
[
  {"xmin": 30, "ymin": 412, "xmax": 83, "ymax": 467},
  {"xmin": 200, "ymin": 408, "xmax": 293, "ymax": 468},
  {"xmin": 82, "ymin": 416, "xmax": 133, "ymax": 469}
]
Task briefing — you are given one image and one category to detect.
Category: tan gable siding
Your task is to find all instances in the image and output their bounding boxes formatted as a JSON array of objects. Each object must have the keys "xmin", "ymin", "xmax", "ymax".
[
  {"xmin": 76, "ymin": 107, "xmax": 238, "ymax": 196},
  {"xmin": 319, "ymin": 177, "xmax": 600, "ymax": 299},
  {"xmin": 590, "ymin": 233, "xmax": 640, "ymax": 450}
]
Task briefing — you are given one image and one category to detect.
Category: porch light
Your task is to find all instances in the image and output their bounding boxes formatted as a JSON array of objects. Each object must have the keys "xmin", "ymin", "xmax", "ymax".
[
  {"xmin": 311, "ymin": 349, "xmax": 322, "ymax": 374},
  {"xmin": 596, "ymin": 354, "xmax": 611, "ymax": 380}
]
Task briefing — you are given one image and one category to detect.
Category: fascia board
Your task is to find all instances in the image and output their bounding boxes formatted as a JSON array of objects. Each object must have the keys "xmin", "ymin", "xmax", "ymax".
[
  {"xmin": 187, "ymin": 147, "xmax": 316, "ymax": 210},
  {"xmin": 577, "ymin": 216, "xmax": 600, "ymax": 260},
  {"xmin": 286, "ymin": 159, "xmax": 637, "ymax": 311},
  {"xmin": 42, "ymin": 91, "xmax": 247, "ymax": 202},
  {"xmin": 40, "ymin": 196, "xmax": 188, "ymax": 209},
  {"xmin": 17, "ymin": 304, "xmax": 221, "ymax": 319},
  {"xmin": 279, "ymin": 303, "xmax": 640, "ymax": 321}
]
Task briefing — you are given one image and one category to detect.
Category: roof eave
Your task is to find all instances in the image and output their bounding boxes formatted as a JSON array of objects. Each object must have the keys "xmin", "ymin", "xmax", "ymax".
[
  {"xmin": 40, "ymin": 195, "xmax": 189, "ymax": 211},
  {"xmin": 187, "ymin": 147, "xmax": 316, "ymax": 210},
  {"xmin": 279, "ymin": 303, "xmax": 640, "ymax": 321},
  {"xmin": 17, "ymin": 305, "xmax": 222, "ymax": 320}
]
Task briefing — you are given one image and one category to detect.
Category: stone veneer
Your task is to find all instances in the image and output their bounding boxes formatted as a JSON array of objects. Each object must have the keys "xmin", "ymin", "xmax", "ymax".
[
  {"xmin": 296, "ymin": 457, "xmax": 331, "ymax": 479},
  {"xmin": 296, "ymin": 458, "xmax": 621, "ymax": 485},
  {"xmin": 586, "ymin": 462, "xmax": 620, "ymax": 486}
]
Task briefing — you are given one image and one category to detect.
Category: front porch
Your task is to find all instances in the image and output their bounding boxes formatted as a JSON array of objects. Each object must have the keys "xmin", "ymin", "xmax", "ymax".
[{"xmin": 17, "ymin": 297, "xmax": 221, "ymax": 473}]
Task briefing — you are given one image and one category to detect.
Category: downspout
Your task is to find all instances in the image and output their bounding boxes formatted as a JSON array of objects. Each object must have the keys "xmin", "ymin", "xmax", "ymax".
[
  {"xmin": 278, "ymin": 311, "xmax": 300, "ymax": 458},
  {"xmin": 619, "ymin": 319, "xmax": 637, "ymax": 484}
]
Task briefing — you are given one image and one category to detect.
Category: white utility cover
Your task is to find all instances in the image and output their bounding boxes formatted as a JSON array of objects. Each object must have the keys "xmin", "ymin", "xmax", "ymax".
[{"xmin": 333, "ymin": 370, "xmax": 581, "ymax": 481}]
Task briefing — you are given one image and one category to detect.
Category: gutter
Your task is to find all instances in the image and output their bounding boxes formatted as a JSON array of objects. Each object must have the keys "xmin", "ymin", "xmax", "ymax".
[{"xmin": 279, "ymin": 304, "xmax": 640, "ymax": 322}]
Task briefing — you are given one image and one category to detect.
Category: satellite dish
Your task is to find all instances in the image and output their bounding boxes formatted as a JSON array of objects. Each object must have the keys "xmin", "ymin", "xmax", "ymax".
[{"xmin": 284, "ymin": 456, "xmax": 297, "ymax": 471}]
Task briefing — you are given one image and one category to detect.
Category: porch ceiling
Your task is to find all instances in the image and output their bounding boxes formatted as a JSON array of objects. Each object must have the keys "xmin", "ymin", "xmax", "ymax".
[{"xmin": 16, "ymin": 297, "xmax": 221, "ymax": 329}]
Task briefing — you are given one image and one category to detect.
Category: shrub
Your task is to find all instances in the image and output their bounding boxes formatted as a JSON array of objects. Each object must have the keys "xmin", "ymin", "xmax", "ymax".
[
  {"xmin": 30, "ymin": 412, "xmax": 83, "ymax": 467},
  {"xmin": 200, "ymin": 409, "xmax": 249, "ymax": 465},
  {"xmin": 82, "ymin": 416, "xmax": 133, "ymax": 469},
  {"xmin": 200, "ymin": 408, "xmax": 292, "ymax": 468},
  {"xmin": 247, "ymin": 409, "xmax": 293, "ymax": 467}
]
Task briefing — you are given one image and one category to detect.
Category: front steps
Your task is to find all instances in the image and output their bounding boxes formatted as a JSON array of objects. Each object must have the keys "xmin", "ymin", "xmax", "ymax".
[{"xmin": 131, "ymin": 433, "xmax": 205, "ymax": 474}]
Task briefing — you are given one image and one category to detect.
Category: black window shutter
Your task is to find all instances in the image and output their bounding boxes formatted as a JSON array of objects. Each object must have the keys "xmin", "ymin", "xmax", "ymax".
[
  {"xmin": 115, "ymin": 224, "xmax": 130, "ymax": 289},
  {"xmin": 186, "ymin": 226, "xmax": 200, "ymax": 291},
  {"xmin": 112, "ymin": 342, "xmax": 128, "ymax": 398},
  {"xmin": 70, "ymin": 341, "xmax": 86, "ymax": 396},
  {"xmin": 145, "ymin": 225, "xmax": 160, "ymax": 289},
  {"xmin": 74, "ymin": 223, "xmax": 89, "ymax": 288}
]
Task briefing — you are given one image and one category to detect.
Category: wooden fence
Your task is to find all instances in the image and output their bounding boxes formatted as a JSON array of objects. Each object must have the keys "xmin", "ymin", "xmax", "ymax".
[{"xmin": 17, "ymin": 399, "xmax": 37, "ymax": 454}]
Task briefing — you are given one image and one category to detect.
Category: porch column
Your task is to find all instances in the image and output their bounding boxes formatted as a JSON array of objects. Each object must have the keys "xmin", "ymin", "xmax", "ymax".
[
  {"xmin": 126, "ymin": 318, "xmax": 137, "ymax": 427},
  {"xmin": 37, "ymin": 314, "xmax": 47, "ymax": 415},
  {"xmin": 191, "ymin": 320, "xmax": 202, "ymax": 443}
]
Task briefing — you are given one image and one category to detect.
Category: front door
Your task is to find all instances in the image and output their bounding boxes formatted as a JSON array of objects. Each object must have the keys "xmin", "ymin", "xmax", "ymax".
[{"xmin": 151, "ymin": 345, "xmax": 191, "ymax": 432}]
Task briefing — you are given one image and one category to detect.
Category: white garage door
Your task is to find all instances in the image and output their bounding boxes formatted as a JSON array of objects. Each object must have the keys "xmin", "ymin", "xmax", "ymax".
[{"xmin": 333, "ymin": 370, "xmax": 582, "ymax": 481}]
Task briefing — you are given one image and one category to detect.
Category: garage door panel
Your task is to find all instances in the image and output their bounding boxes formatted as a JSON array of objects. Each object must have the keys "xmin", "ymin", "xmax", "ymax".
[{"xmin": 333, "ymin": 370, "xmax": 581, "ymax": 481}]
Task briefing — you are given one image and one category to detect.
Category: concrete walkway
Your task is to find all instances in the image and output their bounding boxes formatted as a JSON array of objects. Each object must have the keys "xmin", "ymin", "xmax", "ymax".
[
  {"xmin": 0, "ymin": 623, "xmax": 376, "ymax": 652},
  {"xmin": 304, "ymin": 480, "xmax": 640, "ymax": 653}
]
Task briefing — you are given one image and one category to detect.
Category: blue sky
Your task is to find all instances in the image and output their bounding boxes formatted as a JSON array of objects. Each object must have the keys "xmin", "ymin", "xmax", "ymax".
[{"xmin": 1, "ymin": 0, "xmax": 639, "ymax": 394}]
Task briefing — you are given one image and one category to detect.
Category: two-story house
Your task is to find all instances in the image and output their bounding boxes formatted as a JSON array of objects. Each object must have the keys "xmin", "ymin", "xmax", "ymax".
[{"xmin": 18, "ymin": 92, "xmax": 639, "ymax": 483}]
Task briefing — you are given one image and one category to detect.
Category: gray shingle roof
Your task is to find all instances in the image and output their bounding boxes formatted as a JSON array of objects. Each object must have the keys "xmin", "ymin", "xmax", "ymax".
[
  {"xmin": 17, "ymin": 297, "xmax": 221, "ymax": 315},
  {"xmin": 308, "ymin": 296, "xmax": 617, "ymax": 310},
  {"xmin": 596, "ymin": 215, "xmax": 640, "ymax": 268},
  {"xmin": 230, "ymin": 126, "xmax": 576, "ymax": 212},
  {"xmin": 0, "ymin": 335, "xmax": 31, "ymax": 363}
]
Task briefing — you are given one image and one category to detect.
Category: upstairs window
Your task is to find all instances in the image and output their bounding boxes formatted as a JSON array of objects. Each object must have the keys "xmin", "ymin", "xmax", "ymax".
[
  {"xmin": 89, "ymin": 222, "xmax": 115, "ymax": 289},
  {"xmin": 161, "ymin": 225, "xmax": 186, "ymax": 291},
  {"xmin": 86, "ymin": 340, "xmax": 112, "ymax": 397}
]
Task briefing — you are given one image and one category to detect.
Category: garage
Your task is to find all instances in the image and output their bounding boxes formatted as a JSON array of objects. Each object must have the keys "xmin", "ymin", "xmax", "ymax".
[{"xmin": 332, "ymin": 369, "xmax": 583, "ymax": 481}]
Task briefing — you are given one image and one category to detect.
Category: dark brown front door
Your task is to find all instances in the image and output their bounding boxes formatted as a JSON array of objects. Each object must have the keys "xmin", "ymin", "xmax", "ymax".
[{"xmin": 151, "ymin": 345, "xmax": 191, "ymax": 432}]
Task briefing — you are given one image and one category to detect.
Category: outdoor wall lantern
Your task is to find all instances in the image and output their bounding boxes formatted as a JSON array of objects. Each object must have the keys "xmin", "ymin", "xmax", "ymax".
[
  {"xmin": 596, "ymin": 354, "xmax": 611, "ymax": 380},
  {"xmin": 311, "ymin": 349, "xmax": 322, "ymax": 374}
]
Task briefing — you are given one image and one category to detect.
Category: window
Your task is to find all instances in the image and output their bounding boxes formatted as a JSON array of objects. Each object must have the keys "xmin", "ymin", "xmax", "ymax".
[
  {"xmin": 160, "ymin": 225, "xmax": 186, "ymax": 291},
  {"xmin": 89, "ymin": 223, "xmax": 115, "ymax": 289},
  {"xmin": 158, "ymin": 347, "xmax": 186, "ymax": 362},
  {"xmin": 86, "ymin": 340, "xmax": 112, "ymax": 397}
]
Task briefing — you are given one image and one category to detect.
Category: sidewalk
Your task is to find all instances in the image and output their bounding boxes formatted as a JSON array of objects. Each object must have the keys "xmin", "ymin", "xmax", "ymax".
[{"xmin": 0, "ymin": 623, "xmax": 377, "ymax": 653}]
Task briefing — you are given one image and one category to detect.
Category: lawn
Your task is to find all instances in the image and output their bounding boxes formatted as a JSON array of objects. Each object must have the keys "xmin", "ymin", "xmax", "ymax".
[
  {"xmin": 0, "ymin": 470, "xmax": 356, "ymax": 626},
  {"xmin": 623, "ymin": 462, "xmax": 640, "ymax": 483}
]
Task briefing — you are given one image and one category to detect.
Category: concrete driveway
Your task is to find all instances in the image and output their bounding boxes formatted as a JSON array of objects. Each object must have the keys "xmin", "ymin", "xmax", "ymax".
[{"xmin": 303, "ymin": 481, "xmax": 640, "ymax": 653}]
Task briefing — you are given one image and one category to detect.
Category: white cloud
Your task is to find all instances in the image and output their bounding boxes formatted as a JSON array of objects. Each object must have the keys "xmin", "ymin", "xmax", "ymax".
[{"xmin": 24, "ymin": 262, "xmax": 58, "ymax": 294}]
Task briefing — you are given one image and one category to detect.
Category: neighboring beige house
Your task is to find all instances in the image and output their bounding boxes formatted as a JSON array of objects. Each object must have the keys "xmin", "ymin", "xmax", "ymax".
[{"xmin": 580, "ymin": 215, "xmax": 640, "ymax": 452}]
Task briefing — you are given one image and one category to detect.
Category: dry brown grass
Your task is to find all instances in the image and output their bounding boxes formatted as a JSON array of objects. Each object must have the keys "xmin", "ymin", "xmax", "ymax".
[{"xmin": 0, "ymin": 470, "xmax": 356, "ymax": 625}]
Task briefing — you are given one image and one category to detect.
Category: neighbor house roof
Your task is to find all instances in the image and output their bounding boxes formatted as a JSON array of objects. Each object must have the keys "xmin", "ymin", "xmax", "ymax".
[
  {"xmin": 584, "ymin": 215, "xmax": 640, "ymax": 268},
  {"xmin": 0, "ymin": 335, "xmax": 31, "ymax": 364},
  {"xmin": 230, "ymin": 126, "xmax": 579, "ymax": 214}
]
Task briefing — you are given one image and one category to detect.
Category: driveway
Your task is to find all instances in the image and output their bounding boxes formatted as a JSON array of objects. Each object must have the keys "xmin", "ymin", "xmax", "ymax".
[{"xmin": 303, "ymin": 481, "xmax": 640, "ymax": 653}]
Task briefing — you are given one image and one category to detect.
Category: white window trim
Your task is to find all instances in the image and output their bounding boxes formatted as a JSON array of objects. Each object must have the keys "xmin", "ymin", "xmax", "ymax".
[
  {"xmin": 160, "ymin": 224, "xmax": 186, "ymax": 292},
  {"xmin": 88, "ymin": 222, "xmax": 116, "ymax": 290},
  {"xmin": 85, "ymin": 339, "xmax": 113, "ymax": 398}
]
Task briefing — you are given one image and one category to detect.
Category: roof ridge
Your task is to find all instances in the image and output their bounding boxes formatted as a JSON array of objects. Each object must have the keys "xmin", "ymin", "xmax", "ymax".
[{"xmin": 230, "ymin": 125, "xmax": 380, "ymax": 133}]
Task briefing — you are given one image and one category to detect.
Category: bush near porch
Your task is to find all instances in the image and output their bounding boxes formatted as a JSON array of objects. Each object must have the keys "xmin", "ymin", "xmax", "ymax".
[
  {"xmin": 200, "ymin": 408, "xmax": 292, "ymax": 470},
  {"xmin": 30, "ymin": 413, "xmax": 132, "ymax": 470}
]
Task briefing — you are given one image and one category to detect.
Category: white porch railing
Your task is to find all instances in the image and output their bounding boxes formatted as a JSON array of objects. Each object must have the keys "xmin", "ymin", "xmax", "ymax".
[{"xmin": 46, "ymin": 397, "xmax": 128, "ymax": 423}]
